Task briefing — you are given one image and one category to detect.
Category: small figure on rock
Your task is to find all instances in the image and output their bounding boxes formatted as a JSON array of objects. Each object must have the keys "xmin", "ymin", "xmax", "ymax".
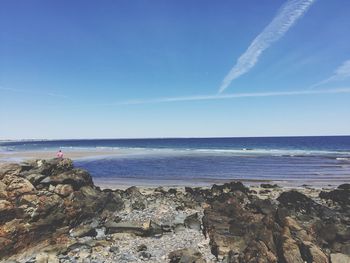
[{"xmin": 56, "ymin": 149, "xmax": 64, "ymax": 158}]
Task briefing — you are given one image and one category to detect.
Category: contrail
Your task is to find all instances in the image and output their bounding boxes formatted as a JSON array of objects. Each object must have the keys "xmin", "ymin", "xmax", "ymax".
[
  {"xmin": 112, "ymin": 87, "xmax": 350, "ymax": 106},
  {"xmin": 219, "ymin": 0, "xmax": 316, "ymax": 93},
  {"xmin": 0, "ymin": 86, "xmax": 68, "ymax": 99},
  {"xmin": 311, "ymin": 59, "xmax": 350, "ymax": 88}
]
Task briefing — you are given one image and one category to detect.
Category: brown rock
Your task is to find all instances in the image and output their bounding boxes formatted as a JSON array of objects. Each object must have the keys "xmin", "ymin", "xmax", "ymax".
[
  {"xmin": 0, "ymin": 163, "xmax": 22, "ymax": 179},
  {"xmin": 168, "ymin": 248, "xmax": 206, "ymax": 263},
  {"xmin": 53, "ymin": 184, "xmax": 74, "ymax": 197},
  {"xmin": 6, "ymin": 177, "xmax": 35, "ymax": 199},
  {"xmin": 280, "ymin": 235, "xmax": 304, "ymax": 263},
  {"xmin": 301, "ymin": 241, "xmax": 329, "ymax": 263}
]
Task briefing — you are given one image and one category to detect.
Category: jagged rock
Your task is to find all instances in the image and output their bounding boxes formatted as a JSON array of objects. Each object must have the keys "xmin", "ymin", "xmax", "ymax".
[
  {"xmin": 25, "ymin": 173, "xmax": 47, "ymax": 186},
  {"xmin": 184, "ymin": 213, "xmax": 201, "ymax": 231},
  {"xmin": 0, "ymin": 163, "xmax": 22, "ymax": 179},
  {"xmin": 168, "ymin": 248, "xmax": 206, "ymax": 263},
  {"xmin": 279, "ymin": 233, "xmax": 304, "ymax": 263},
  {"xmin": 0, "ymin": 158, "xmax": 123, "ymax": 259},
  {"xmin": 300, "ymin": 241, "xmax": 329, "ymax": 263},
  {"xmin": 41, "ymin": 169, "xmax": 93, "ymax": 190},
  {"xmin": 6, "ymin": 177, "xmax": 35, "ymax": 199},
  {"xmin": 239, "ymin": 240, "xmax": 278, "ymax": 263}
]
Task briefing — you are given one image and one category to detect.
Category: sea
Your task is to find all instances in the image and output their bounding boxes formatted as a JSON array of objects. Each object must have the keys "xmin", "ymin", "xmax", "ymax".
[{"xmin": 1, "ymin": 136, "xmax": 350, "ymax": 187}]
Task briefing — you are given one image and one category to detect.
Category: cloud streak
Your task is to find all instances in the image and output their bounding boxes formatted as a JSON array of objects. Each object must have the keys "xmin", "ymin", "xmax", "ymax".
[
  {"xmin": 0, "ymin": 87, "xmax": 68, "ymax": 99},
  {"xmin": 112, "ymin": 88, "xmax": 350, "ymax": 106},
  {"xmin": 311, "ymin": 59, "xmax": 350, "ymax": 88},
  {"xmin": 219, "ymin": 0, "xmax": 316, "ymax": 93}
]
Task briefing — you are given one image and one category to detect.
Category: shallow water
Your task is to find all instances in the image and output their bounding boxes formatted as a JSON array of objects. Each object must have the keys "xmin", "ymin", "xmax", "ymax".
[{"xmin": 1, "ymin": 136, "xmax": 350, "ymax": 187}]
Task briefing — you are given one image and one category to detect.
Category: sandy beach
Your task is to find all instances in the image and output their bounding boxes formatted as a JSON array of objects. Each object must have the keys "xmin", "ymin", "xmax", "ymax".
[{"xmin": 0, "ymin": 150, "xmax": 119, "ymax": 163}]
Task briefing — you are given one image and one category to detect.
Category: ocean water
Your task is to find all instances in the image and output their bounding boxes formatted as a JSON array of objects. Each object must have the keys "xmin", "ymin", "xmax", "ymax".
[{"xmin": 1, "ymin": 136, "xmax": 350, "ymax": 187}]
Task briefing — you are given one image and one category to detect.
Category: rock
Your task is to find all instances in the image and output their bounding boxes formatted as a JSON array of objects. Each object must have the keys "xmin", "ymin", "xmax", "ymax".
[
  {"xmin": 0, "ymin": 200, "xmax": 16, "ymax": 223},
  {"xmin": 25, "ymin": 173, "xmax": 46, "ymax": 186},
  {"xmin": 0, "ymin": 181, "xmax": 8, "ymax": 198},
  {"xmin": 109, "ymin": 245, "xmax": 119, "ymax": 253},
  {"xmin": 168, "ymin": 248, "xmax": 206, "ymax": 263},
  {"xmin": 184, "ymin": 213, "xmax": 201, "ymax": 231},
  {"xmin": 137, "ymin": 244, "xmax": 147, "ymax": 252},
  {"xmin": 279, "ymin": 233, "xmax": 304, "ymax": 263},
  {"xmin": 0, "ymin": 158, "xmax": 124, "ymax": 259},
  {"xmin": 6, "ymin": 177, "xmax": 35, "ymax": 199},
  {"xmin": 319, "ymin": 189, "xmax": 350, "ymax": 206},
  {"xmin": 239, "ymin": 240, "xmax": 278, "ymax": 263},
  {"xmin": 139, "ymin": 251, "xmax": 152, "ymax": 259},
  {"xmin": 43, "ymin": 169, "xmax": 93, "ymax": 190},
  {"xmin": 338, "ymin": 184, "xmax": 350, "ymax": 190},
  {"xmin": 300, "ymin": 241, "xmax": 329, "ymax": 263},
  {"xmin": 53, "ymin": 184, "xmax": 74, "ymax": 197},
  {"xmin": 0, "ymin": 163, "xmax": 22, "ymax": 179},
  {"xmin": 105, "ymin": 221, "xmax": 146, "ymax": 235},
  {"xmin": 261, "ymin": 183, "xmax": 279, "ymax": 189},
  {"xmin": 168, "ymin": 188, "xmax": 177, "ymax": 195},
  {"xmin": 70, "ymin": 224, "xmax": 97, "ymax": 238},
  {"xmin": 330, "ymin": 253, "xmax": 350, "ymax": 263}
]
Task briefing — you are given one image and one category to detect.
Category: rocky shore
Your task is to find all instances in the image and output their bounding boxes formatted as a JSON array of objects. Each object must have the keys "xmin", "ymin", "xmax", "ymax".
[{"xmin": 0, "ymin": 159, "xmax": 349, "ymax": 263}]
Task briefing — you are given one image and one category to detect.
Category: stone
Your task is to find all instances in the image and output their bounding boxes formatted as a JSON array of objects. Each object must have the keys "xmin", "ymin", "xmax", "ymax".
[
  {"xmin": 330, "ymin": 253, "xmax": 350, "ymax": 263},
  {"xmin": 338, "ymin": 184, "xmax": 350, "ymax": 190},
  {"xmin": 319, "ymin": 189, "xmax": 350, "ymax": 206},
  {"xmin": 280, "ymin": 235, "xmax": 304, "ymax": 263},
  {"xmin": 53, "ymin": 184, "xmax": 74, "ymax": 197},
  {"xmin": 109, "ymin": 245, "xmax": 119, "ymax": 253},
  {"xmin": 25, "ymin": 173, "xmax": 47, "ymax": 186},
  {"xmin": 0, "ymin": 163, "xmax": 22, "ymax": 179},
  {"xmin": 105, "ymin": 221, "xmax": 145, "ymax": 236},
  {"xmin": 70, "ymin": 224, "xmax": 97, "ymax": 238},
  {"xmin": 139, "ymin": 251, "xmax": 152, "ymax": 259},
  {"xmin": 261, "ymin": 183, "xmax": 279, "ymax": 189},
  {"xmin": 0, "ymin": 181, "xmax": 8, "ymax": 198},
  {"xmin": 300, "ymin": 241, "xmax": 329, "ymax": 263},
  {"xmin": 6, "ymin": 177, "xmax": 35, "ymax": 198},
  {"xmin": 168, "ymin": 248, "xmax": 206, "ymax": 263},
  {"xmin": 184, "ymin": 213, "xmax": 201, "ymax": 231},
  {"xmin": 137, "ymin": 244, "xmax": 147, "ymax": 252}
]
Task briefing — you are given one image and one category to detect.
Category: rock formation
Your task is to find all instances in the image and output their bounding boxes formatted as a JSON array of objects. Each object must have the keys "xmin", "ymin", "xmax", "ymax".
[{"xmin": 0, "ymin": 159, "xmax": 349, "ymax": 262}]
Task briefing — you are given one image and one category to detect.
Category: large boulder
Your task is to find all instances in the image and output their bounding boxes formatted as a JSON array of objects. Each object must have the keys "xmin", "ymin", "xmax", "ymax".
[{"xmin": 0, "ymin": 158, "xmax": 123, "ymax": 259}]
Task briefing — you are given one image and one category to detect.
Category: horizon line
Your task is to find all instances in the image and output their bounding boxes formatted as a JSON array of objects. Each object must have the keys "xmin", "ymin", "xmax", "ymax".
[{"xmin": 2, "ymin": 134, "xmax": 350, "ymax": 142}]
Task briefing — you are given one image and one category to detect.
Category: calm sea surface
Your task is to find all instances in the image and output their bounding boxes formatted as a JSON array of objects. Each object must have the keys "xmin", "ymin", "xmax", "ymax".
[{"xmin": 1, "ymin": 136, "xmax": 350, "ymax": 187}]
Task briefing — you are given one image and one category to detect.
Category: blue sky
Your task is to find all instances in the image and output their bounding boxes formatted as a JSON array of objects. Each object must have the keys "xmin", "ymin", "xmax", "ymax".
[{"xmin": 1, "ymin": 0, "xmax": 350, "ymax": 139}]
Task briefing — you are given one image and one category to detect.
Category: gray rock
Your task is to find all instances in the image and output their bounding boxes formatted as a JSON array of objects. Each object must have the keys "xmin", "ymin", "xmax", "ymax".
[{"xmin": 184, "ymin": 213, "xmax": 201, "ymax": 231}]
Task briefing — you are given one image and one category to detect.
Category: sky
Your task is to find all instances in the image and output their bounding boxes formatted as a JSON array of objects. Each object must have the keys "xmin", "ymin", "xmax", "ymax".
[{"xmin": 1, "ymin": 0, "xmax": 350, "ymax": 139}]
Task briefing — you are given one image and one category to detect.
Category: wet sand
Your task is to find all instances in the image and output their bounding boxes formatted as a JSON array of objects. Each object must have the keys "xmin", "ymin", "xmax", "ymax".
[{"xmin": 0, "ymin": 150, "xmax": 119, "ymax": 162}]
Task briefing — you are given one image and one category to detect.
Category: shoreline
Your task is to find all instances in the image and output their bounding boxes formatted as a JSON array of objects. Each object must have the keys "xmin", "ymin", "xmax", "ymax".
[
  {"xmin": 1, "ymin": 158, "xmax": 349, "ymax": 262},
  {"xmin": 1, "ymin": 150, "xmax": 349, "ymax": 188}
]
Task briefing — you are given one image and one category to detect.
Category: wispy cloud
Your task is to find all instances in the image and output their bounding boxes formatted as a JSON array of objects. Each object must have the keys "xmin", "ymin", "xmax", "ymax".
[
  {"xmin": 0, "ymin": 86, "xmax": 68, "ymax": 99},
  {"xmin": 311, "ymin": 59, "xmax": 350, "ymax": 88},
  {"xmin": 109, "ymin": 88, "xmax": 350, "ymax": 106},
  {"xmin": 219, "ymin": 0, "xmax": 316, "ymax": 93}
]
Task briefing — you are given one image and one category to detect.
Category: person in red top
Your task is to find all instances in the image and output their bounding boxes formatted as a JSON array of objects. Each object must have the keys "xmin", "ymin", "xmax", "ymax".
[{"xmin": 56, "ymin": 150, "xmax": 64, "ymax": 158}]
